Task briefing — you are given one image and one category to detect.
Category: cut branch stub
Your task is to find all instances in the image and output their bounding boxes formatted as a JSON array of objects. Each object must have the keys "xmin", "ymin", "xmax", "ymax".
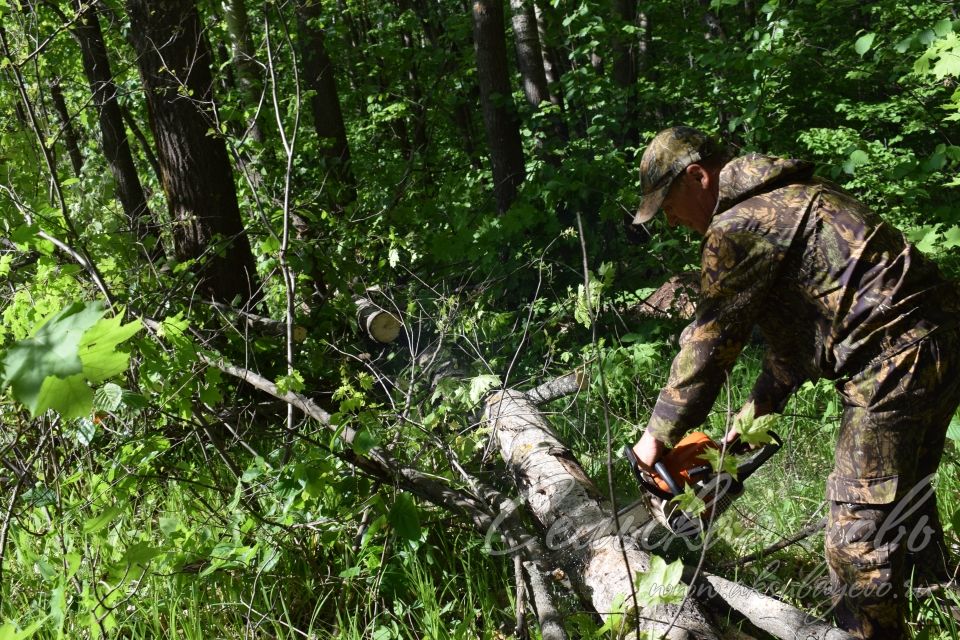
[{"xmin": 354, "ymin": 296, "xmax": 402, "ymax": 343}]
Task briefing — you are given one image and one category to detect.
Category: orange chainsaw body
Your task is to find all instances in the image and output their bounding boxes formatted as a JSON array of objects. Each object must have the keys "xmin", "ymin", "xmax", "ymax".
[{"xmin": 651, "ymin": 431, "xmax": 717, "ymax": 494}]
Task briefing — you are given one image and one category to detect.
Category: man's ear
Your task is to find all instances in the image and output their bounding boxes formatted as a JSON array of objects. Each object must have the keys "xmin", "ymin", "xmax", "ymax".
[{"xmin": 685, "ymin": 163, "xmax": 710, "ymax": 190}]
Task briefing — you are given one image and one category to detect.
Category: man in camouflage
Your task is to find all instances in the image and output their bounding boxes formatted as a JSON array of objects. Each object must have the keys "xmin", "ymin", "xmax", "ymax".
[{"xmin": 628, "ymin": 126, "xmax": 960, "ymax": 638}]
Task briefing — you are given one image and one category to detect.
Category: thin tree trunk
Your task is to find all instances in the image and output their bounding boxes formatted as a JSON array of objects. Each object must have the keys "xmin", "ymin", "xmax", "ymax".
[
  {"xmin": 47, "ymin": 78, "xmax": 83, "ymax": 177},
  {"xmin": 126, "ymin": 0, "xmax": 259, "ymax": 303},
  {"xmin": 511, "ymin": 0, "xmax": 567, "ymax": 147},
  {"xmin": 74, "ymin": 4, "xmax": 159, "ymax": 249},
  {"xmin": 510, "ymin": 0, "xmax": 549, "ymax": 108},
  {"xmin": 401, "ymin": 29, "xmax": 428, "ymax": 156},
  {"xmin": 296, "ymin": 0, "xmax": 356, "ymax": 206},
  {"xmin": 222, "ymin": 0, "xmax": 265, "ymax": 143},
  {"xmin": 472, "ymin": 0, "xmax": 525, "ymax": 213},
  {"xmin": 119, "ymin": 105, "xmax": 162, "ymax": 183},
  {"xmin": 612, "ymin": 0, "xmax": 639, "ymax": 148}
]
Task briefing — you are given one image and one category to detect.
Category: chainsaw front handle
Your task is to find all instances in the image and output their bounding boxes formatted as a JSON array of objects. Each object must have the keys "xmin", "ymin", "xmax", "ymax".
[{"xmin": 734, "ymin": 430, "xmax": 782, "ymax": 480}]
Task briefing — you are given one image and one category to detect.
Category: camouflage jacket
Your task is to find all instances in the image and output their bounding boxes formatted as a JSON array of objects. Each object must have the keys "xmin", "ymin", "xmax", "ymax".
[{"xmin": 647, "ymin": 154, "xmax": 960, "ymax": 444}]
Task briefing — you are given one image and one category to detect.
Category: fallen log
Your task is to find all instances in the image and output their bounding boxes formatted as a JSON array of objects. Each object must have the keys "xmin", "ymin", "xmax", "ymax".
[
  {"xmin": 484, "ymin": 389, "xmax": 854, "ymax": 640},
  {"xmin": 355, "ymin": 294, "xmax": 402, "ymax": 344},
  {"xmin": 485, "ymin": 389, "xmax": 717, "ymax": 639}
]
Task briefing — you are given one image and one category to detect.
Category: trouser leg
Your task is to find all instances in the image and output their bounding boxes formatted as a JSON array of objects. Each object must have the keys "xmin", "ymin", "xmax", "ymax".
[
  {"xmin": 827, "ymin": 332, "xmax": 960, "ymax": 638},
  {"xmin": 826, "ymin": 501, "xmax": 908, "ymax": 638}
]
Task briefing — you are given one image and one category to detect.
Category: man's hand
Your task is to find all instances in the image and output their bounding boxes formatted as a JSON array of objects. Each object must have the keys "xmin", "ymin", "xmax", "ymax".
[{"xmin": 632, "ymin": 430, "xmax": 666, "ymax": 470}]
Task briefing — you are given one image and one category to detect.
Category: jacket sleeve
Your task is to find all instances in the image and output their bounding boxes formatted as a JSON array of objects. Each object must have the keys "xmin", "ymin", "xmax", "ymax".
[
  {"xmin": 748, "ymin": 349, "xmax": 806, "ymax": 415},
  {"xmin": 646, "ymin": 225, "xmax": 785, "ymax": 445}
]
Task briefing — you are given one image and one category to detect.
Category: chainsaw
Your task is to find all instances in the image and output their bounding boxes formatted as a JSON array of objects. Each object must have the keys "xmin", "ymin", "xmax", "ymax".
[{"xmin": 624, "ymin": 430, "xmax": 782, "ymax": 538}]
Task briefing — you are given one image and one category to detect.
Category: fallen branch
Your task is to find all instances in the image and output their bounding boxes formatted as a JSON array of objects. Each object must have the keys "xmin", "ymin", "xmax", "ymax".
[
  {"xmin": 524, "ymin": 560, "xmax": 569, "ymax": 640},
  {"xmin": 685, "ymin": 570, "xmax": 853, "ymax": 640},
  {"xmin": 526, "ymin": 370, "xmax": 586, "ymax": 404},
  {"xmin": 720, "ymin": 516, "xmax": 827, "ymax": 570}
]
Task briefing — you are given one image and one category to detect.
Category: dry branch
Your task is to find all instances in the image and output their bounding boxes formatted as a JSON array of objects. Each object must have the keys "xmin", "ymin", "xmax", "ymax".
[{"xmin": 526, "ymin": 370, "xmax": 586, "ymax": 404}]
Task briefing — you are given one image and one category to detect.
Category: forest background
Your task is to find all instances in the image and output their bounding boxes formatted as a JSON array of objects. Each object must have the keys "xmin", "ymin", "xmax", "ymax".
[{"xmin": 1, "ymin": 0, "xmax": 960, "ymax": 637}]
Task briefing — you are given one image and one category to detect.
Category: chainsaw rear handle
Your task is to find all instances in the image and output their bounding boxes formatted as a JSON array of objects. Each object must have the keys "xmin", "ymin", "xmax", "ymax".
[{"xmin": 623, "ymin": 445, "xmax": 674, "ymax": 501}]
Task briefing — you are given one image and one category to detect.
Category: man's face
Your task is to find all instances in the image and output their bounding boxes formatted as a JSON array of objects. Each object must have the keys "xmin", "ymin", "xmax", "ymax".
[{"xmin": 661, "ymin": 165, "xmax": 716, "ymax": 235}]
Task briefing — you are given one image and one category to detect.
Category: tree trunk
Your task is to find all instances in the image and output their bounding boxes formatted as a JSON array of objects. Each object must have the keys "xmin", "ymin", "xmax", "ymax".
[
  {"xmin": 472, "ymin": 0, "xmax": 525, "ymax": 213},
  {"xmin": 509, "ymin": 0, "xmax": 549, "ymax": 108},
  {"xmin": 222, "ymin": 0, "xmax": 266, "ymax": 143},
  {"xmin": 612, "ymin": 0, "xmax": 639, "ymax": 148},
  {"xmin": 119, "ymin": 105, "xmax": 162, "ymax": 183},
  {"xmin": 74, "ymin": 4, "xmax": 159, "ymax": 249},
  {"xmin": 296, "ymin": 0, "xmax": 356, "ymax": 207},
  {"xmin": 126, "ymin": 0, "xmax": 259, "ymax": 303},
  {"xmin": 400, "ymin": 29, "xmax": 428, "ymax": 157},
  {"xmin": 47, "ymin": 78, "xmax": 83, "ymax": 177}
]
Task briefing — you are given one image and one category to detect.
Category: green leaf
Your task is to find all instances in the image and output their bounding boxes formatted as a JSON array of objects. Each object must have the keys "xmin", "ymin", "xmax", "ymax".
[
  {"xmin": 83, "ymin": 504, "xmax": 122, "ymax": 534},
  {"xmin": 634, "ymin": 555, "xmax": 685, "ymax": 607},
  {"xmin": 854, "ymin": 32, "xmax": 876, "ymax": 56},
  {"xmin": 352, "ymin": 429, "xmax": 379, "ymax": 455},
  {"xmin": 0, "ymin": 616, "xmax": 48, "ymax": 640},
  {"xmin": 734, "ymin": 402, "xmax": 779, "ymax": 446},
  {"xmin": 700, "ymin": 447, "xmax": 739, "ymax": 477},
  {"xmin": 942, "ymin": 226, "xmax": 960, "ymax": 250},
  {"xmin": 77, "ymin": 314, "xmax": 142, "ymax": 383},
  {"xmin": 93, "ymin": 382, "xmax": 124, "ymax": 412},
  {"xmin": 275, "ymin": 370, "xmax": 305, "ymax": 395},
  {"xmin": 159, "ymin": 517, "xmax": 180, "ymax": 536},
  {"xmin": 467, "ymin": 374, "xmax": 501, "ymax": 405},
  {"xmin": 1, "ymin": 302, "xmax": 103, "ymax": 414},
  {"xmin": 672, "ymin": 485, "xmax": 706, "ymax": 518},
  {"xmin": 388, "ymin": 493, "xmax": 421, "ymax": 541},
  {"xmin": 934, "ymin": 18, "xmax": 954, "ymax": 38},
  {"xmin": 33, "ymin": 374, "xmax": 93, "ymax": 420},
  {"xmin": 947, "ymin": 416, "xmax": 960, "ymax": 442},
  {"xmin": 122, "ymin": 542, "xmax": 162, "ymax": 566}
]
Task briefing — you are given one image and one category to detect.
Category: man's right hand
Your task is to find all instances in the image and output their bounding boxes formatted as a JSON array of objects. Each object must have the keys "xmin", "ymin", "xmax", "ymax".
[{"xmin": 632, "ymin": 430, "xmax": 667, "ymax": 470}]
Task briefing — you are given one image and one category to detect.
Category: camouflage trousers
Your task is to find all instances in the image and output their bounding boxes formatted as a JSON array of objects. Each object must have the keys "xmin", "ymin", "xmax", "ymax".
[{"xmin": 826, "ymin": 328, "xmax": 960, "ymax": 639}]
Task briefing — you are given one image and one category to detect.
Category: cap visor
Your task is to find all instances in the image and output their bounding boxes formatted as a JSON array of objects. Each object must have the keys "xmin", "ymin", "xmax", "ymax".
[{"xmin": 632, "ymin": 183, "xmax": 670, "ymax": 225}]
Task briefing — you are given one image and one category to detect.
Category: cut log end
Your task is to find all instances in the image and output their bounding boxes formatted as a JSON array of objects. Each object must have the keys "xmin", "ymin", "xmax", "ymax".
[{"xmin": 355, "ymin": 296, "xmax": 402, "ymax": 343}]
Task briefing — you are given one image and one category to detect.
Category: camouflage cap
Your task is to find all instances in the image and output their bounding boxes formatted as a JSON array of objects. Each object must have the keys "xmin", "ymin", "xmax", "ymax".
[{"xmin": 633, "ymin": 126, "xmax": 722, "ymax": 225}]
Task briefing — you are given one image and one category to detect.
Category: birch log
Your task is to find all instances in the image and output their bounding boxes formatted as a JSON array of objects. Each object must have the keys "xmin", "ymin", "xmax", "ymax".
[
  {"xmin": 485, "ymin": 390, "xmax": 718, "ymax": 639},
  {"xmin": 355, "ymin": 295, "xmax": 402, "ymax": 343},
  {"xmin": 687, "ymin": 572, "xmax": 854, "ymax": 640}
]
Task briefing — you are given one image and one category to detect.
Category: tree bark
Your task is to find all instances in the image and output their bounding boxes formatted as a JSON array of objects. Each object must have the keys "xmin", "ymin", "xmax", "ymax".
[
  {"xmin": 222, "ymin": 0, "xmax": 266, "ymax": 143},
  {"xmin": 509, "ymin": 0, "xmax": 549, "ymax": 108},
  {"xmin": 119, "ymin": 105, "xmax": 162, "ymax": 184},
  {"xmin": 47, "ymin": 77, "xmax": 83, "ymax": 177},
  {"xmin": 296, "ymin": 0, "xmax": 356, "ymax": 206},
  {"xmin": 126, "ymin": 0, "xmax": 259, "ymax": 303},
  {"xmin": 472, "ymin": 0, "xmax": 525, "ymax": 213},
  {"xmin": 74, "ymin": 4, "xmax": 158, "ymax": 249}
]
